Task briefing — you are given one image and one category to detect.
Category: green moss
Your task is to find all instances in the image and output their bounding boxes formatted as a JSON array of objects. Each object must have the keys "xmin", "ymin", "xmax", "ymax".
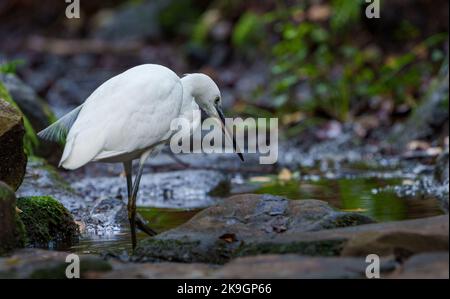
[
  {"xmin": 16, "ymin": 196, "xmax": 79, "ymax": 248},
  {"xmin": 235, "ymin": 239, "xmax": 347, "ymax": 257},
  {"xmin": 319, "ymin": 214, "xmax": 375, "ymax": 230},
  {"xmin": 135, "ymin": 237, "xmax": 346, "ymax": 264}
]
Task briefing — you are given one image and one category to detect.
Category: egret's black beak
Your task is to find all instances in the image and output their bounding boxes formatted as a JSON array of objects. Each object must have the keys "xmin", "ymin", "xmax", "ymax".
[{"xmin": 216, "ymin": 105, "xmax": 244, "ymax": 162}]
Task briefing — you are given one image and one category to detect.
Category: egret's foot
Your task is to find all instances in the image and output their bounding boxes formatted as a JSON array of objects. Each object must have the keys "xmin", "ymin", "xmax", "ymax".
[{"xmin": 136, "ymin": 213, "xmax": 157, "ymax": 236}]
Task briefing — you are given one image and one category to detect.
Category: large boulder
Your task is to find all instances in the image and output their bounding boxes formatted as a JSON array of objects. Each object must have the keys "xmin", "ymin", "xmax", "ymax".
[
  {"xmin": 268, "ymin": 214, "xmax": 448, "ymax": 259},
  {"xmin": 0, "ymin": 182, "xmax": 26, "ymax": 255},
  {"xmin": 0, "ymin": 249, "xmax": 111, "ymax": 279},
  {"xmin": 0, "ymin": 98, "xmax": 27, "ymax": 190},
  {"xmin": 1, "ymin": 248, "xmax": 446, "ymax": 279},
  {"xmin": 134, "ymin": 194, "xmax": 374, "ymax": 263},
  {"xmin": 135, "ymin": 195, "xmax": 448, "ymax": 263}
]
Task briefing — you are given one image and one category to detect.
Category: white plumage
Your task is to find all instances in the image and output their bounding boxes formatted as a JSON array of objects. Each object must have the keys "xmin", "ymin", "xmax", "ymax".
[{"xmin": 60, "ymin": 64, "xmax": 182, "ymax": 168}]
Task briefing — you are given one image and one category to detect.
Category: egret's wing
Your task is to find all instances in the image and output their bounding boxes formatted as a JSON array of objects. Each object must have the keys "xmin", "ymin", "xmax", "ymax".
[
  {"xmin": 37, "ymin": 105, "xmax": 83, "ymax": 143},
  {"xmin": 59, "ymin": 64, "xmax": 183, "ymax": 170}
]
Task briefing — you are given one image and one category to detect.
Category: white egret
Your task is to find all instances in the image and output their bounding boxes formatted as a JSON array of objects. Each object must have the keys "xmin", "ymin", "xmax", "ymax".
[{"xmin": 38, "ymin": 64, "xmax": 243, "ymax": 249}]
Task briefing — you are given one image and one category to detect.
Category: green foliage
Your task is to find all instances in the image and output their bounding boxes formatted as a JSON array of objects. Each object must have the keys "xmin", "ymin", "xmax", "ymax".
[
  {"xmin": 0, "ymin": 82, "xmax": 38, "ymax": 155},
  {"xmin": 232, "ymin": 12, "xmax": 265, "ymax": 50},
  {"xmin": 0, "ymin": 59, "xmax": 24, "ymax": 74},
  {"xmin": 266, "ymin": 3, "xmax": 447, "ymax": 121},
  {"xmin": 159, "ymin": 0, "xmax": 203, "ymax": 37},
  {"xmin": 330, "ymin": 0, "xmax": 362, "ymax": 31}
]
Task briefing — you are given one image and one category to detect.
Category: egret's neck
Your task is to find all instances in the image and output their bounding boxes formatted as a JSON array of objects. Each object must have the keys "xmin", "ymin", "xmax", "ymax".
[
  {"xmin": 179, "ymin": 76, "xmax": 200, "ymax": 123},
  {"xmin": 180, "ymin": 76, "xmax": 196, "ymax": 113}
]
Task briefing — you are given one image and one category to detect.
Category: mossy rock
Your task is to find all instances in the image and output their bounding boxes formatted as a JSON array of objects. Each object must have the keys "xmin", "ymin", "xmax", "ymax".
[
  {"xmin": 0, "ymin": 98, "xmax": 27, "ymax": 190},
  {"xmin": 0, "ymin": 182, "xmax": 27, "ymax": 255},
  {"xmin": 16, "ymin": 196, "xmax": 79, "ymax": 248}
]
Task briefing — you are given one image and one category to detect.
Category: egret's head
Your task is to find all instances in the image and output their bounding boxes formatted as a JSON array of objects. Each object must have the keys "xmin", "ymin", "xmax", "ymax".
[
  {"xmin": 184, "ymin": 73, "xmax": 221, "ymax": 117},
  {"xmin": 184, "ymin": 73, "xmax": 243, "ymax": 161}
]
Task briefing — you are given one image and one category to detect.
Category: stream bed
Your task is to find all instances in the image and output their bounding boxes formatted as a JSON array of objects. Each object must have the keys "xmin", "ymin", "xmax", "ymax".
[{"xmin": 67, "ymin": 160, "xmax": 445, "ymax": 255}]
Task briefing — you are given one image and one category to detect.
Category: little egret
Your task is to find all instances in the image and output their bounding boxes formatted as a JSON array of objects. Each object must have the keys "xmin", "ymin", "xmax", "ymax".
[{"xmin": 38, "ymin": 64, "xmax": 243, "ymax": 249}]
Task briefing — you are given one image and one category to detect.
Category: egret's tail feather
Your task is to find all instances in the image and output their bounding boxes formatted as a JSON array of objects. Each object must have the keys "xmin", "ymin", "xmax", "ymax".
[{"xmin": 37, "ymin": 105, "xmax": 83, "ymax": 143}]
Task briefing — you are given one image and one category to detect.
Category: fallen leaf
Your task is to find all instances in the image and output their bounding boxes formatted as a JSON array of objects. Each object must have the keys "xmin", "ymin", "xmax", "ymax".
[{"xmin": 219, "ymin": 233, "xmax": 237, "ymax": 243}]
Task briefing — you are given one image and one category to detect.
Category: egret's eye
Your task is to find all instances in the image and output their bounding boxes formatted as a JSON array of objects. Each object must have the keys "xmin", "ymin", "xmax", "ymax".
[{"xmin": 214, "ymin": 97, "xmax": 220, "ymax": 105}]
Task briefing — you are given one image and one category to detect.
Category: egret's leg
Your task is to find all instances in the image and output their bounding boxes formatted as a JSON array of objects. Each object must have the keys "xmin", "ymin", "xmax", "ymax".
[
  {"xmin": 128, "ymin": 150, "xmax": 152, "ymax": 250},
  {"xmin": 124, "ymin": 161, "xmax": 133, "ymax": 197},
  {"xmin": 123, "ymin": 161, "xmax": 157, "ymax": 237}
]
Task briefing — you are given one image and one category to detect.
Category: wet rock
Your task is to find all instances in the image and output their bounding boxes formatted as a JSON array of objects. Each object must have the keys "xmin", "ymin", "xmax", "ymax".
[
  {"xmin": 2, "ymin": 248, "xmax": 444, "ymax": 279},
  {"xmin": 389, "ymin": 252, "xmax": 449, "ymax": 279},
  {"xmin": 0, "ymin": 249, "xmax": 112, "ymax": 279},
  {"xmin": 101, "ymin": 254, "xmax": 395, "ymax": 279},
  {"xmin": 0, "ymin": 98, "xmax": 27, "ymax": 190},
  {"xmin": 211, "ymin": 254, "xmax": 396, "ymax": 279},
  {"xmin": 16, "ymin": 196, "xmax": 80, "ymax": 249},
  {"xmin": 197, "ymin": 214, "xmax": 447, "ymax": 263},
  {"xmin": 0, "ymin": 182, "xmax": 26, "ymax": 255},
  {"xmin": 99, "ymin": 261, "xmax": 215, "ymax": 279},
  {"xmin": 272, "ymin": 215, "xmax": 448, "ymax": 259},
  {"xmin": 134, "ymin": 194, "xmax": 374, "ymax": 263},
  {"xmin": 341, "ymin": 231, "xmax": 448, "ymax": 259}
]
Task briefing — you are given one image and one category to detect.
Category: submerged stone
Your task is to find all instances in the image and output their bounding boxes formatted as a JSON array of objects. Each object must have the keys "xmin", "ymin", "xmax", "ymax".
[{"xmin": 134, "ymin": 194, "xmax": 374, "ymax": 263}]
